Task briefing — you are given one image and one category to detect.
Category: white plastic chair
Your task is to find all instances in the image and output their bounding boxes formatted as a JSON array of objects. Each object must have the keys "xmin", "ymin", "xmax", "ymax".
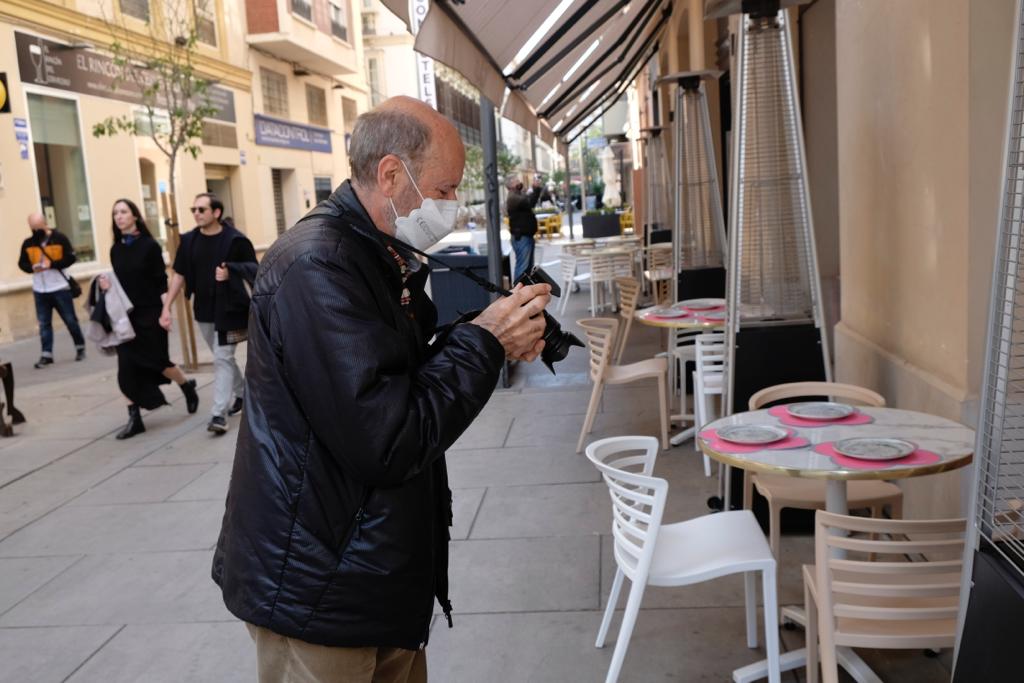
[
  {"xmin": 612, "ymin": 277, "xmax": 641, "ymax": 364},
  {"xmin": 558, "ymin": 245, "xmax": 592, "ymax": 316},
  {"xmin": 576, "ymin": 318, "xmax": 669, "ymax": 453},
  {"xmin": 586, "ymin": 436, "xmax": 781, "ymax": 683},
  {"xmin": 692, "ymin": 332, "xmax": 726, "ymax": 476},
  {"xmin": 804, "ymin": 511, "xmax": 966, "ymax": 683}
]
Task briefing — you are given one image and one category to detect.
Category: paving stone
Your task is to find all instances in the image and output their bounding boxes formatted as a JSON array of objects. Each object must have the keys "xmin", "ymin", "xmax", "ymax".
[
  {"xmin": 446, "ymin": 446, "xmax": 598, "ymax": 488},
  {"xmin": 168, "ymin": 462, "xmax": 233, "ymax": 502},
  {"xmin": 0, "ymin": 555, "xmax": 82, "ymax": 614},
  {"xmin": 445, "ymin": 536, "xmax": 599, "ymax": 613},
  {"xmin": 427, "ymin": 607, "xmax": 787, "ymax": 683},
  {"xmin": 69, "ymin": 465, "xmax": 213, "ymax": 506},
  {"xmin": 0, "ymin": 551, "xmax": 229, "ymax": 626},
  {"xmin": 64, "ymin": 621, "xmax": 255, "ymax": 683},
  {"xmin": 449, "ymin": 412, "xmax": 513, "ymax": 450},
  {"xmin": 450, "ymin": 487, "xmax": 485, "ymax": 541},
  {"xmin": 0, "ymin": 625, "xmax": 121, "ymax": 683},
  {"xmin": 470, "ymin": 482, "xmax": 610, "ymax": 538},
  {"xmin": 134, "ymin": 424, "xmax": 239, "ymax": 466},
  {"xmin": 0, "ymin": 501, "xmax": 223, "ymax": 556}
]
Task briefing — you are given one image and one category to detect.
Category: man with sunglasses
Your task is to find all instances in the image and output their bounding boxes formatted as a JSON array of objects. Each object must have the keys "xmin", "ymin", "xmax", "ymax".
[{"xmin": 160, "ymin": 193, "xmax": 256, "ymax": 434}]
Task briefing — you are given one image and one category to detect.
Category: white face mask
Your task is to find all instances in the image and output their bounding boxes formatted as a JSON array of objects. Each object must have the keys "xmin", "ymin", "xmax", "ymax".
[{"xmin": 389, "ymin": 160, "xmax": 458, "ymax": 251}]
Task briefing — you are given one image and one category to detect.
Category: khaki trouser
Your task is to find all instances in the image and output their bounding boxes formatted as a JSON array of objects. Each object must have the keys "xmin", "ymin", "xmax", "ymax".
[{"xmin": 247, "ymin": 624, "xmax": 427, "ymax": 683}]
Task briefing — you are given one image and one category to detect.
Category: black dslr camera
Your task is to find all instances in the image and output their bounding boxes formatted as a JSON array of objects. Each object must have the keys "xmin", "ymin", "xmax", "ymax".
[{"xmin": 512, "ymin": 266, "xmax": 584, "ymax": 374}]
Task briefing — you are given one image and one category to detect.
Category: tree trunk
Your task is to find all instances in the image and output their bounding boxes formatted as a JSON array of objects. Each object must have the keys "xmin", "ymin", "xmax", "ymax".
[{"xmin": 165, "ymin": 153, "xmax": 198, "ymax": 369}]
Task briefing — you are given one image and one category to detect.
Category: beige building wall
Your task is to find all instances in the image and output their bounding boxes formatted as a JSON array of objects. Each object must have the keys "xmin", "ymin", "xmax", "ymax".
[{"xmin": 833, "ymin": 0, "xmax": 1014, "ymax": 519}]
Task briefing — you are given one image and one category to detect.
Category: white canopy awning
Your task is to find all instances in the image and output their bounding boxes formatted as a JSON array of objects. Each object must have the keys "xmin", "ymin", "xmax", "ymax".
[{"xmin": 380, "ymin": 0, "xmax": 672, "ymax": 145}]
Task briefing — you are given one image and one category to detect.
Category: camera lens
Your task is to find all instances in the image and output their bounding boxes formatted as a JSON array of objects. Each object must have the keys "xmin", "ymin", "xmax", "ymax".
[{"xmin": 538, "ymin": 311, "xmax": 584, "ymax": 374}]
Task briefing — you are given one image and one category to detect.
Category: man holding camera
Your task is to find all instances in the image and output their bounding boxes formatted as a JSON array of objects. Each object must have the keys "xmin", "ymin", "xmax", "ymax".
[{"xmin": 212, "ymin": 96, "xmax": 550, "ymax": 682}]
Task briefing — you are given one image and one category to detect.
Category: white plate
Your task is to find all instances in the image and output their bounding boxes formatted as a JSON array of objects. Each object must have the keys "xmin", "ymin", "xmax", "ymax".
[
  {"xmin": 700, "ymin": 310, "xmax": 727, "ymax": 321},
  {"xmin": 649, "ymin": 307, "xmax": 688, "ymax": 318},
  {"xmin": 786, "ymin": 402, "xmax": 854, "ymax": 421},
  {"xmin": 678, "ymin": 298, "xmax": 725, "ymax": 310},
  {"xmin": 833, "ymin": 438, "xmax": 916, "ymax": 461},
  {"xmin": 717, "ymin": 425, "xmax": 789, "ymax": 445}
]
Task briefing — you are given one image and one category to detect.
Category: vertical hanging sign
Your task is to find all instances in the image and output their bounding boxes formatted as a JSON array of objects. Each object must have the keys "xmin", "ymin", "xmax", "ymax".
[{"xmin": 411, "ymin": 0, "xmax": 437, "ymax": 109}]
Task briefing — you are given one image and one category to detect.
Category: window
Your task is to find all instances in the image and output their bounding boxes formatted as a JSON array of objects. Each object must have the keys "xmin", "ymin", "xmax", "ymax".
[
  {"xmin": 28, "ymin": 93, "xmax": 96, "ymax": 261},
  {"xmin": 367, "ymin": 57, "xmax": 383, "ymax": 107},
  {"xmin": 306, "ymin": 85, "xmax": 328, "ymax": 127},
  {"xmin": 120, "ymin": 0, "xmax": 149, "ymax": 22},
  {"xmin": 361, "ymin": 0, "xmax": 372, "ymax": 9},
  {"xmin": 342, "ymin": 96, "xmax": 359, "ymax": 134},
  {"xmin": 314, "ymin": 176, "xmax": 333, "ymax": 204},
  {"xmin": 261, "ymin": 67, "xmax": 289, "ymax": 118},
  {"xmin": 330, "ymin": 1, "xmax": 349, "ymax": 42},
  {"xmin": 362, "ymin": 12, "xmax": 376, "ymax": 36},
  {"xmin": 291, "ymin": 0, "xmax": 312, "ymax": 22},
  {"xmin": 195, "ymin": 0, "xmax": 217, "ymax": 46},
  {"xmin": 272, "ymin": 170, "xmax": 287, "ymax": 235}
]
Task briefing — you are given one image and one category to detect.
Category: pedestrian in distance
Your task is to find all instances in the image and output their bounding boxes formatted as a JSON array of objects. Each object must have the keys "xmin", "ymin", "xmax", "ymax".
[
  {"xmin": 97, "ymin": 199, "xmax": 199, "ymax": 440},
  {"xmin": 17, "ymin": 213, "xmax": 87, "ymax": 368},
  {"xmin": 212, "ymin": 96, "xmax": 551, "ymax": 683},
  {"xmin": 160, "ymin": 193, "xmax": 256, "ymax": 435},
  {"xmin": 505, "ymin": 174, "xmax": 542, "ymax": 281}
]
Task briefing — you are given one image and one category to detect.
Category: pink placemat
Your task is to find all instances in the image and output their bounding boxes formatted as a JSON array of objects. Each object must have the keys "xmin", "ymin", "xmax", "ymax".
[
  {"xmin": 682, "ymin": 304, "xmax": 725, "ymax": 314},
  {"xmin": 699, "ymin": 428, "xmax": 810, "ymax": 454},
  {"xmin": 813, "ymin": 442, "xmax": 941, "ymax": 470},
  {"xmin": 767, "ymin": 404, "xmax": 875, "ymax": 428},
  {"xmin": 645, "ymin": 312, "xmax": 723, "ymax": 324}
]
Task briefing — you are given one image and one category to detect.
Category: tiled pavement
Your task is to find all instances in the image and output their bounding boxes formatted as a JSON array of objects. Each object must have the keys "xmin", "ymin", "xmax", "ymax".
[{"xmin": 0, "ymin": 283, "xmax": 954, "ymax": 682}]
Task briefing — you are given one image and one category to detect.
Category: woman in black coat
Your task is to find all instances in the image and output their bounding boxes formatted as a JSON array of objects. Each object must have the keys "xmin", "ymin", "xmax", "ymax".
[{"xmin": 99, "ymin": 199, "xmax": 199, "ymax": 439}]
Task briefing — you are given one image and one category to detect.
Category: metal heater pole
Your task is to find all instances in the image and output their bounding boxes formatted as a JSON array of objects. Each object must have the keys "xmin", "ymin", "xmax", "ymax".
[
  {"xmin": 480, "ymin": 94, "xmax": 508, "ymax": 387},
  {"xmin": 564, "ymin": 147, "xmax": 574, "ymax": 239}
]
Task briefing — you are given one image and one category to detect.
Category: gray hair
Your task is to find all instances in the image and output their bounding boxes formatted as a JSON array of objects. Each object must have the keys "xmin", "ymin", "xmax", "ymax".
[{"xmin": 349, "ymin": 109, "xmax": 431, "ymax": 187}]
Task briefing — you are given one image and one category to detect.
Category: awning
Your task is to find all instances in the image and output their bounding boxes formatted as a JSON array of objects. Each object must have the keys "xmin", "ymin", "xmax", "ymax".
[{"xmin": 380, "ymin": 0, "xmax": 672, "ymax": 146}]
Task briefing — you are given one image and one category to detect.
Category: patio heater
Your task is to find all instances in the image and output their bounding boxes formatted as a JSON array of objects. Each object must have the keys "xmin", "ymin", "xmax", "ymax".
[
  {"xmin": 641, "ymin": 127, "xmax": 672, "ymax": 247},
  {"xmin": 658, "ymin": 70, "xmax": 728, "ymax": 302},
  {"xmin": 955, "ymin": 1, "xmax": 1024, "ymax": 676},
  {"xmin": 712, "ymin": 0, "xmax": 831, "ymax": 414}
]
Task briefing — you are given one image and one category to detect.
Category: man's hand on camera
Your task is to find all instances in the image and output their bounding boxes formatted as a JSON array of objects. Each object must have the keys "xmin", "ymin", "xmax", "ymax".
[{"xmin": 470, "ymin": 283, "xmax": 552, "ymax": 362}]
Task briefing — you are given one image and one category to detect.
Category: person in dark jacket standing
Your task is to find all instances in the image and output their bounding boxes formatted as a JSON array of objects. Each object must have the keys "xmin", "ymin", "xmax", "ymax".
[
  {"xmin": 212, "ymin": 96, "xmax": 551, "ymax": 683},
  {"xmin": 17, "ymin": 213, "xmax": 86, "ymax": 368},
  {"xmin": 160, "ymin": 193, "xmax": 256, "ymax": 435},
  {"xmin": 505, "ymin": 175, "xmax": 542, "ymax": 281},
  {"xmin": 98, "ymin": 199, "xmax": 199, "ymax": 439}
]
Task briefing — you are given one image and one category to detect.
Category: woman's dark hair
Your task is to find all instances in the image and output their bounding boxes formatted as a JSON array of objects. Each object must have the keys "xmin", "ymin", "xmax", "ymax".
[{"xmin": 110, "ymin": 198, "xmax": 153, "ymax": 242}]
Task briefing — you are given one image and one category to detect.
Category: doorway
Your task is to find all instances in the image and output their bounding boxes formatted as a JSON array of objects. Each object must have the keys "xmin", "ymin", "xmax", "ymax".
[{"xmin": 205, "ymin": 164, "xmax": 236, "ymax": 222}]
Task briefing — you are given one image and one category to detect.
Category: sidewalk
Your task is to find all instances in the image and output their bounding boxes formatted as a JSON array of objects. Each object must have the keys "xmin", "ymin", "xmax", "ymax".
[{"xmin": 0, "ymin": 291, "xmax": 952, "ymax": 682}]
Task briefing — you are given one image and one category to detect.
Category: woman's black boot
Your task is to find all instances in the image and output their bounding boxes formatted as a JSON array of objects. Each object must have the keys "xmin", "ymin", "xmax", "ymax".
[
  {"xmin": 180, "ymin": 379, "xmax": 199, "ymax": 414},
  {"xmin": 116, "ymin": 404, "xmax": 145, "ymax": 440}
]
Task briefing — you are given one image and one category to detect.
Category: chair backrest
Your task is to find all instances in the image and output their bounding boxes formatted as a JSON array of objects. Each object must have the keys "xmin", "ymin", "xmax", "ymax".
[
  {"xmin": 585, "ymin": 436, "xmax": 667, "ymax": 581},
  {"xmin": 590, "ymin": 254, "xmax": 617, "ymax": 283},
  {"xmin": 647, "ymin": 246, "xmax": 673, "ymax": 271},
  {"xmin": 695, "ymin": 332, "xmax": 726, "ymax": 375},
  {"xmin": 578, "ymin": 317, "xmax": 619, "ymax": 379},
  {"xmin": 615, "ymin": 277, "xmax": 641, "ymax": 319},
  {"xmin": 813, "ymin": 510, "xmax": 966, "ymax": 649},
  {"xmin": 610, "ymin": 252, "xmax": 634, "ymax": 278},
  {"xmin": 748, "ymin": 381, "xmax": 885, "ymax": 410},
  {"xmin": 560, "ymin": 252, "xmax": 577, "ymax": 282}
]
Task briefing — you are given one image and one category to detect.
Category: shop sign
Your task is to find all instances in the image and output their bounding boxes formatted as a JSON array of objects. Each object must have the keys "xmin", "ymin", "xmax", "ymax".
[
  {"xmin": 254, "ymin": 114, "xmax": 332, "ymax": 153},
  {"xmin": 14, "ymin": 32, "xmax": 236, "ymax": 123},
  {"xmin": 411, "ymin": 0, "xmax": 436, "ymax": 109},
  {"xmin": 239, "ymin": 150, "xmax": 247, "ymax": 165}
]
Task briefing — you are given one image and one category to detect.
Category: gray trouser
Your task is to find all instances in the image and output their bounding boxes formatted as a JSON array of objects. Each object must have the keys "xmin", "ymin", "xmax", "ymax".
[{"xmin": 198, "ymin": 322, "xmax": 244, "ymax": 418}]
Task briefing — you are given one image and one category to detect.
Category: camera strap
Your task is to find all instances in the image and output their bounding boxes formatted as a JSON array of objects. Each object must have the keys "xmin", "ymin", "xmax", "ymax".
[{"xmin": 383, "ymin": 235, "xmax": 513, "ymax": 298}]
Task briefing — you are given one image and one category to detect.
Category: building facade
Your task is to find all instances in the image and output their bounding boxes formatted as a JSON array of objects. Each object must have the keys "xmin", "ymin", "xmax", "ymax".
[{"xmin": 0, "ymin": 0, "xmax": 370, "ymax": 342}]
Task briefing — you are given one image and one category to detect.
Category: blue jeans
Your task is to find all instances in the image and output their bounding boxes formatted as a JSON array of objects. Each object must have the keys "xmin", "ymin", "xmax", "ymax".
[
  {"xmin": 512, "ymin": 235, "xmax": 535, "ymax": 282},
  {"xmin": 34, "ymin": 289, "xmax": 85, "ymax": 357}
]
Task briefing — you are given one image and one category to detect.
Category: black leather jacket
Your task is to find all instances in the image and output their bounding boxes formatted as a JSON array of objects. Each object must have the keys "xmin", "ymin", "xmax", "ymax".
[{"xmin": 211, "ymin": 181, "xmax": 505, "ymax": 649}]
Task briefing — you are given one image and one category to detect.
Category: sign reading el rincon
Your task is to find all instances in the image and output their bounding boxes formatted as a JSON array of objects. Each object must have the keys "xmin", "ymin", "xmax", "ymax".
[
  {"xmin": 253, "ymin": 114, "xmax": 332, "ymax": 153},
  {"xmin": 14, "ymin": 31, "xmax": 235, "ymax": 123}
]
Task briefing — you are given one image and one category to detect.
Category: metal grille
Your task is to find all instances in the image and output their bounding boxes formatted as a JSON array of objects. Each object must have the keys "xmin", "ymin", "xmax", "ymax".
[
  {"xmin": 272, "ymin": 169, "xmax": 287, "ymax": 236},
  {"xmin": 673, "ymin": 81, "xmax": 727, "ymax": 275},
  {"xmin": 974, "ymin": 2, "xmax": 1024, "ymax": 579},
  {"xmin": 261, "ymin": 68, "xmax": 290, "ymax": 119},
  {"xmin": 729, "ymin": 13, "xmax": 817, "ymax": 322},
  {"xmin": 643, "ymin": 131, "xmax": 671, "ymax": 235}
]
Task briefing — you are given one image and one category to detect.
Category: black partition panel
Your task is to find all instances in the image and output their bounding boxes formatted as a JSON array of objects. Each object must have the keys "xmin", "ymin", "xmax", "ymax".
[
  {"xmin": 731, "ymin": 322, "xmax": 828, "ymax": 413},
  {"xmin": 678, "ymin": 266, "xmax": 726, "ymax": 301},
  {"xmin": 429, "ymin": 253, "xmax": 509, "ymax": 327},
  {"xmin": 954, "ymin": 548, "xmax": 1024, "ymax": 681}
]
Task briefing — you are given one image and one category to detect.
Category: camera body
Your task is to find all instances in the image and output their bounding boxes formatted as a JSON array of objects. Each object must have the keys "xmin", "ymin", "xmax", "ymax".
[{"xmin": 513, "ymin": 266, "xmax": 583, "ymax": 373}]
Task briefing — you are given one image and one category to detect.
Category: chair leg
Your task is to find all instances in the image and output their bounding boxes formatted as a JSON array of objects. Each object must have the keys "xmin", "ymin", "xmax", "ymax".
[
  {"xmin": 656, "ymin": 374, "xmax": 669, "ymax": 451},
  {"xmin": 692, "ymin": 370, "xmax": 703, "ymax": 454},
  {"xmin": 762, "ymin": 565, "xmax": 781, "ymax": 683},
  {"xmin": 559, "ymin": 280, "xmax": 572, "ymax": 316},
  {"xmin": 605, "ymin": 580, "xmax": 648, "ymax": 683},
  {"xmin": 769, "ymin": 503, "xmax": 782, "ymax": 562},
  {"xmin": 577, "ymin": 380, "xmax": 604, "ymax": 454},
  {"xmin": 743, "ymin": 471, "xmax": 754, "ymax": 510},
  {"xmin": 615, "ymin": 318, "xmax": 633, "ymax": 365},
  {"xmin": 744, "ymin": 571, "xmax": 758, "ymax": 648},
  {"xmin": 596, "ymin": 568, "xmax": 625, "ymax": 648},
  {"xmin": 804, "ymin": 577, "xmax": 819, "ymax": 683}
]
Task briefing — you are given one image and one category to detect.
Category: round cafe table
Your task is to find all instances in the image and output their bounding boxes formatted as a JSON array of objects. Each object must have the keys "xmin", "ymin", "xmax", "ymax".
[
  {"xmin": 636, "ymin": 302, "xmax": 726, "ymax": 445},
  {"xmin": 698, "ymin": 406, "xmax": 974, "ymax": 683}
]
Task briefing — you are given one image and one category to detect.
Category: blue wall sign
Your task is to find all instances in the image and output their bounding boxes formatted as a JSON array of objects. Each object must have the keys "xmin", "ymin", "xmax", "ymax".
[{"xmin": 254, "ymin": 114, "xmax": 332, "ymax": 153}]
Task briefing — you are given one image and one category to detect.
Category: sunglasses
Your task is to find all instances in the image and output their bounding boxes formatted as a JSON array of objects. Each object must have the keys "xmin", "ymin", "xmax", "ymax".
[{"xmin": 189, "ymin": 206, "xmax": 210, "ymax": 214}]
